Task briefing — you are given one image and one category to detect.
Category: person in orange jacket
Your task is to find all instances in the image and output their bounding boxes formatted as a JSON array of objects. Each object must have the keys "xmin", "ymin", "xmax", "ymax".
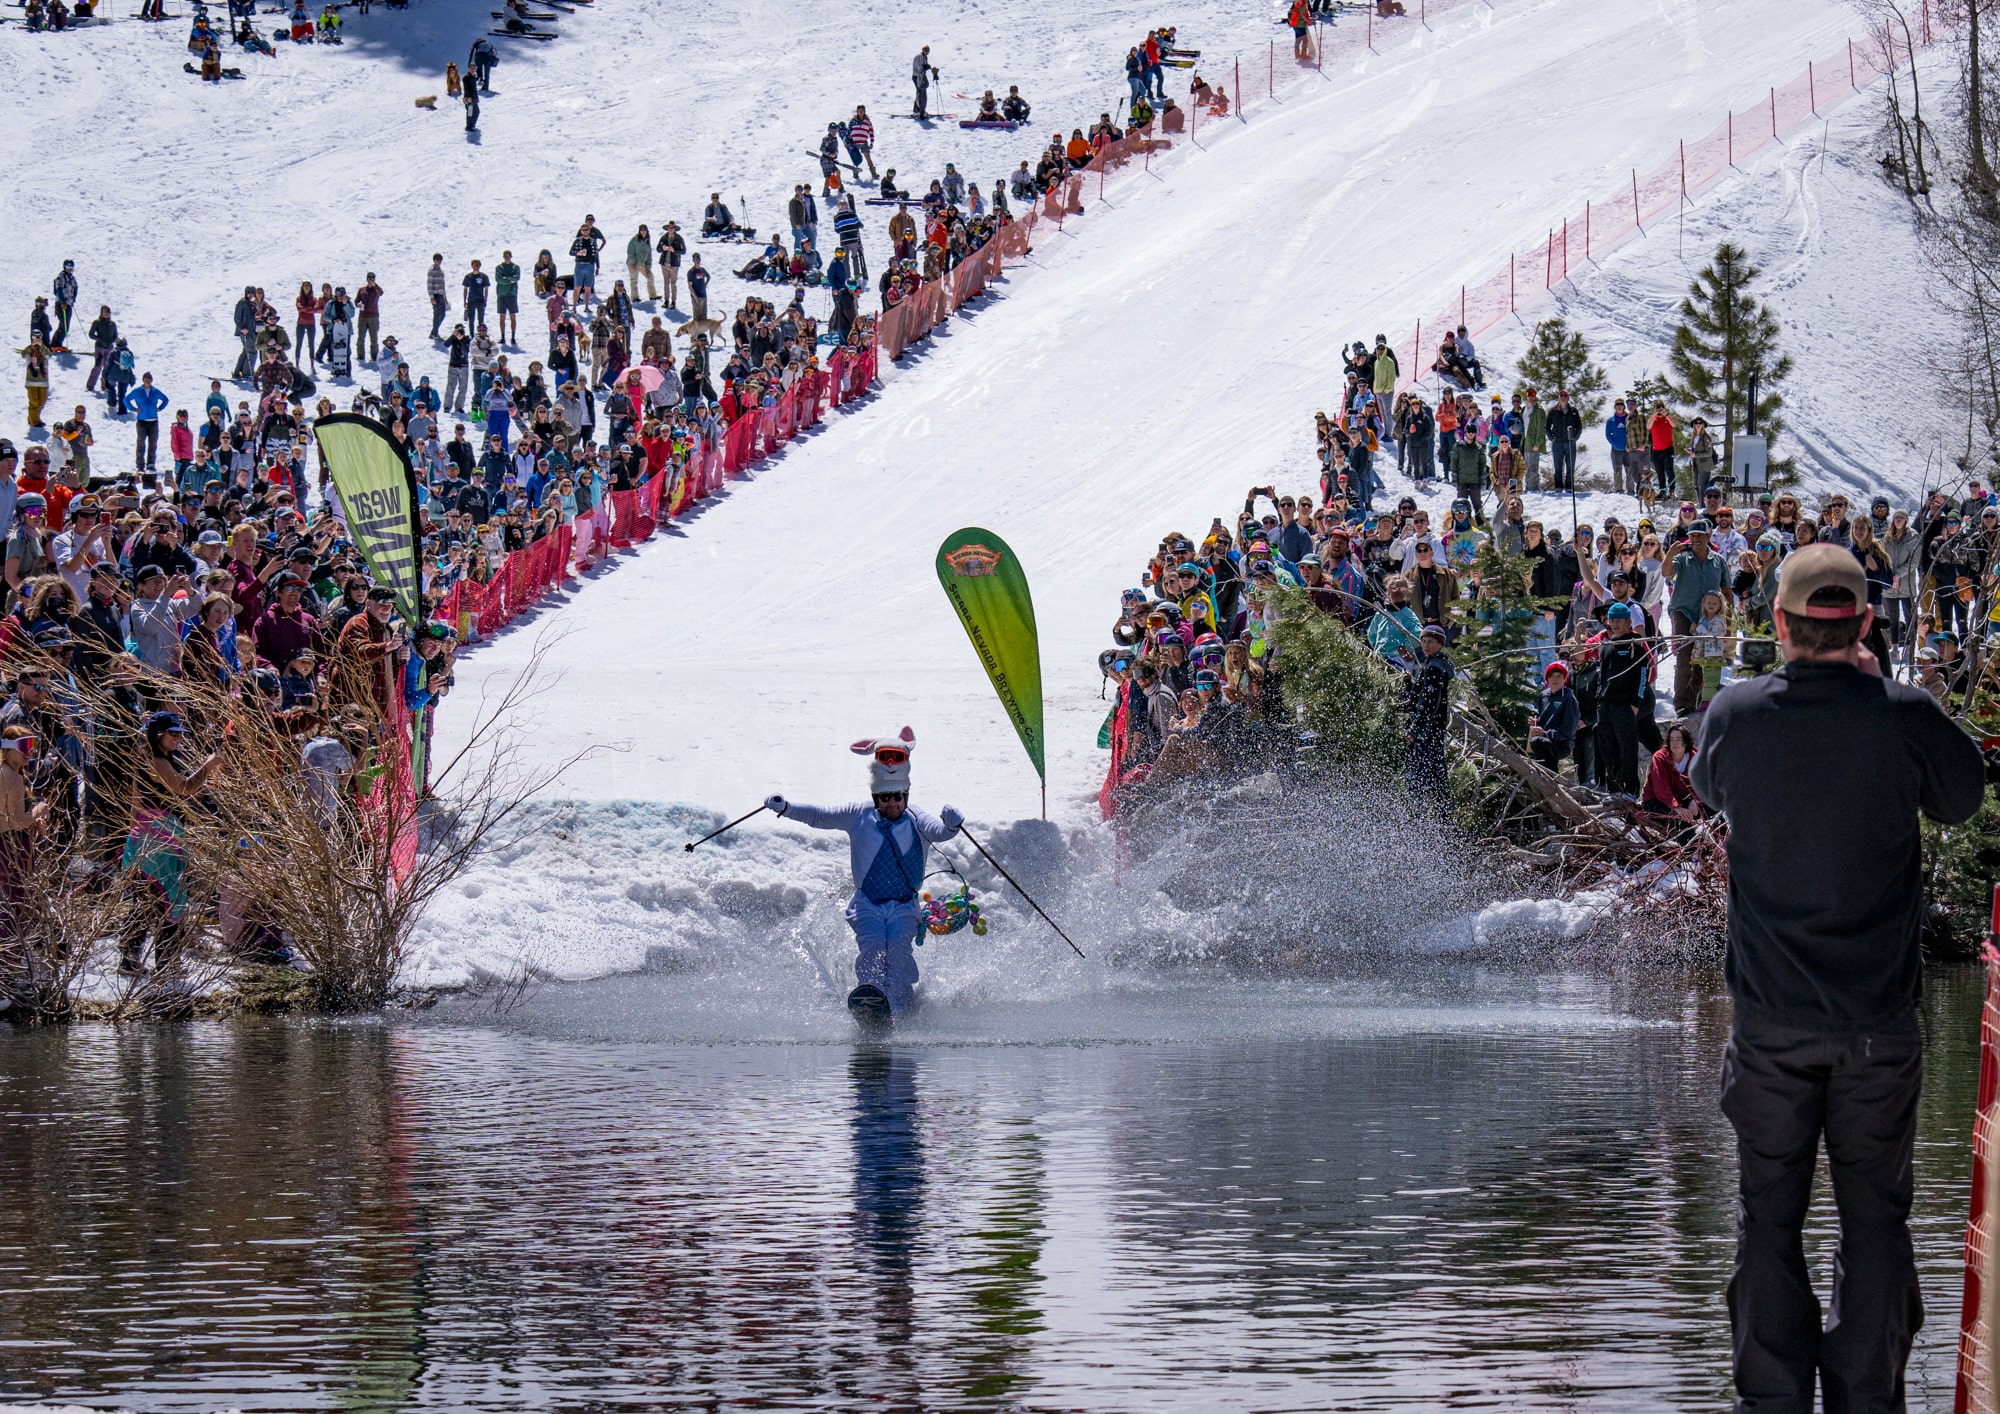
[{"xmin": 1287, "ymin": 0, "xmax": 1312, "ymax": 57}]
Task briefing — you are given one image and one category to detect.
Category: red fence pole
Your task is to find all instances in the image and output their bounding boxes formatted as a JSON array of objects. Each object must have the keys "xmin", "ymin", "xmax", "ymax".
[
  {"xmin": 1585, "ymin": 200, "xmax": 1591, "ymax": 259},
  {"xmin": 1561, "ymin": 221, "xmax": 1567, "ymax": 279},
  {"xmin": 1460, "ymin": 285, "xmax": 1466, "ymax": 327},
  {"xmin": 1235, "ymin": 56, "xmax": 1242, "ymax": 115},
  {"xmin": 1728, "ymin": 111, "xmax": 1734, "ymax": 165},
  {"xmin": 1770, "ymin": 86, "xmax": 1777, "ymax": 138},
  {"xmin": 1413, "ymin": 318, "xmax": 1421, "ymax": 375},
  {"xmin": 1268, "ymin": 39, "xmax": 1274, "ymax": 98},
  {"xmin": 1849, "ymin": 38, "xmax": 1856, "ymax": 87},
  {"xmin": 1510, "ymin": 253, "xmax": 1515, "ymax": 312},
  {"xmin": 1680, "ymin": 138, "xmax": 1687, "ymax": 198},
  {"xmin": 1546, "ymin": 229, "xmax": 1553, "ymax": 288},
  {"xmin": 1317, "ymin": 20, "xmax": 1323, "ymax": 69},
  {"xmin": 1809, "ymin": 60, "xmax": 1816, "ymax": 115},
  {"xmin": 1633, "ymin": 168, "xmax": 1642, "ymax": 231},
  {"xmin": 1367, "ymin": 5, "xmax": 1373, "ymax": 49}
]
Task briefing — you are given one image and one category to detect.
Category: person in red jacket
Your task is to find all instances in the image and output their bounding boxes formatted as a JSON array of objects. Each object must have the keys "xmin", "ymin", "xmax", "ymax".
[
  {"xmin": 168, "ymin": 409, "xmax": 195, "ymax": 491},
  {"xmin": 1640, "ymin": 721, "xmax": 1700, "ymax": 824},
  {"xmin": 1287, "ymin": 0, "xmax": 1311, "ymax": 56},
  {"xmin": 1648, "ymin": 402, "xmax": 1678, "ymax": 499}
]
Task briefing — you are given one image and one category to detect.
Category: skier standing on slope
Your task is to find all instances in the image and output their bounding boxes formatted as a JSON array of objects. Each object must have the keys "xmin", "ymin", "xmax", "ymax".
[
  {"xmin": 51, "ymin": 261, "xmax": 76, "ymax": 353},
  {"xmin": 911, "ymin": 44, "xmax": 937, "ymax": 118},
  {"xmin": 764, "ymin": 728, "xmax": 964, "ymax": 1018}
]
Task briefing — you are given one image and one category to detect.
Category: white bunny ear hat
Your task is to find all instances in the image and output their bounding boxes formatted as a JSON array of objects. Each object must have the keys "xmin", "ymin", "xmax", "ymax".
[{"xmin": 851, "ymin": 726, "xmax": 917, "ymax": 794}]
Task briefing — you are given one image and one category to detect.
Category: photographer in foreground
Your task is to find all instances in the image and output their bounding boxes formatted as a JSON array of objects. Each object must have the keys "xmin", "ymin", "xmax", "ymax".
[{"xmin": 1692, "ymin": 542, "xmax": 1984, "ymax": 1412}]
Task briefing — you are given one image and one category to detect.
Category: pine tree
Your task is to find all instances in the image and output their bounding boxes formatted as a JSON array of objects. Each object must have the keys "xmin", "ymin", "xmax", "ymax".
[
  {"xmin": 1449, "ymin": 541, "xmax": 1548, "ymax": 739},
  {"xmin": 1513, "ymin": 317, "xmax": 1609, "ymax": 426},
  {"xmin": 1668, "ymin": 241, "xmax": 1793, "ymax": 481}
]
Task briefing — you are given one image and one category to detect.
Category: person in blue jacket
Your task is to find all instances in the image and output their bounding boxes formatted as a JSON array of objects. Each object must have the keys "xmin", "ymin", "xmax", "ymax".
[
  {"xmin": 402, "ymin": 624, "xmax": 452, "ymax": 710},
  {"xmin": 765, "ymin": 729, "xmax": 963, "ymax": 1017},
  {"xmin": 1605, "ymin": 397, "xmax": 1632, "ymax": 496},
  {"xmin": 123, "ymin": 373, "xmax": 171, "ymax": 476}
]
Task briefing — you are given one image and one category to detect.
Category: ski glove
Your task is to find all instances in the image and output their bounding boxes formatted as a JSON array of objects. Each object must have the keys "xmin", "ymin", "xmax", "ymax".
[
  {"xmin": 939, "ymin": 805, "xmax": 963, "ymax": 834},
  {"xmin": 764, "ymin": 794, "xmax": 789, "ymax": 816}
]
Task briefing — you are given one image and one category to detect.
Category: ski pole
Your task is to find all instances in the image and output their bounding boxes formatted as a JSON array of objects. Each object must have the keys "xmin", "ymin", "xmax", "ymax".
[
  {"xmin": 958, "ymin": 825, "xmax": 1086, "ymax": 959},
  {"xmin": 683, "ymin": 803, "xmax": 768, "ymax": 853}
]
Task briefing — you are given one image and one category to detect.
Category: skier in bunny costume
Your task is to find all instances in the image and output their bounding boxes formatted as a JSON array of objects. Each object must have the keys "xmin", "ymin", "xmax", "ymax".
[{"xmin": 766, "ymin": 727, "xmax": 963, "ymax": 1018}]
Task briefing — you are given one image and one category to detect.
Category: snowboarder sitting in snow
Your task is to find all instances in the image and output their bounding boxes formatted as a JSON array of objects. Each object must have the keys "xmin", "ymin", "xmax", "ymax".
[
  {"xmin": 316, "ymin": 5, "xmax": 340, "ymax": 39},
  {"xmin": 1001, "ymin": 85, "xmax": 1031, "ymax": 121},
  {"xmin": 236, "ymin": 18, "xmax": 274, "ymax": 52},
  {"xmin": 288, "ymin": 2, "xmax": 313, "ymax": 41},
  {"xmin": 764, "ymin": 728, "xmax": 964, "ymax": 1018},
  {"xmin": 976, "ymin": 90, "xmax": 1001, "ymax": 121},
  {"xmin": 877, "ymin": 169, "xmax": 909, "ymax": 199}
]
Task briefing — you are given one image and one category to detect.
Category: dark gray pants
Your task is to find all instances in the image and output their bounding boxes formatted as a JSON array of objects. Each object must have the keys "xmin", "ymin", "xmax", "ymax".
[{"xmin": 1721, "ymin": 1010, "xmax": 1923, "ymax": 1414}]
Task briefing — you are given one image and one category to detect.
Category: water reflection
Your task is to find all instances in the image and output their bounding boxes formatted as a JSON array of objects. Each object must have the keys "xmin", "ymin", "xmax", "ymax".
[{"xmin": 0, "ymin": 969, "xmax": 1981, "ymax": 1411}]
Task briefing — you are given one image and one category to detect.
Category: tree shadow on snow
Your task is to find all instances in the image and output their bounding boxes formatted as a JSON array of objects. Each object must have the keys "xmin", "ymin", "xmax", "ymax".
[{"xmin": 321, "ymin": 0, "xmax": 517, "ymax": 76}]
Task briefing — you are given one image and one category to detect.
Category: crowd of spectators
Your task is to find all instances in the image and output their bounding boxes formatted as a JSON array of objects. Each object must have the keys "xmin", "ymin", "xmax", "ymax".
[{"xmin": 1099, "ymin": 353, "xmax": 1997, "ymax": 832}]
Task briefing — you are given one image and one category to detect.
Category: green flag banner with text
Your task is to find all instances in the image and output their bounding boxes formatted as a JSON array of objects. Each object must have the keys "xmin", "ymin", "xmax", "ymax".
[
  {"xmin": 314, "ymin": 413, "xmax": 423, "ymax": 627},
  {"xmin": 936, "ymin": 527, "xmax": 1045, "ymax": 785}
]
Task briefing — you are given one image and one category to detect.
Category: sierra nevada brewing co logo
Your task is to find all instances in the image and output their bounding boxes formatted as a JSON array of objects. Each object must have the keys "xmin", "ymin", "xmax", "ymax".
[{"xmin": 943, "ymin": 543, "xmax": 1003, "ymax": 578}]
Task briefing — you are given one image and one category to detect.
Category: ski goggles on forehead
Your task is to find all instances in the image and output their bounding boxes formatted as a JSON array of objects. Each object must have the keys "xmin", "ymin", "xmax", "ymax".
[{"xmin": 872, "ymin": 745, "xmax": 909, "ymax": 766}]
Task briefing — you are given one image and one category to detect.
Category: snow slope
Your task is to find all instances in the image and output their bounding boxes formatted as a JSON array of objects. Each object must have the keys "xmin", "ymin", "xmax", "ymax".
[
  {"xmin": 0, "ymin": 0, "xmax": 1897, "ymax": 986},
  {"xmin": 1469, "ymin": 49, "xmax": 1950, "ymax": 518},
  {"xmin": 439, "ymin": 0, "xmax": 1866, "ymax": 823},
  {"xmin": 0, "ymin": 0, "xmax": 1286, "ymax": 427}
]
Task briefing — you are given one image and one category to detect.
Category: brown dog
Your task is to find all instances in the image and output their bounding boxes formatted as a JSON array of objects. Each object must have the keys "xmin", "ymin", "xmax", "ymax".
[{"xmin": 414, "ymin": 94, "xmax": 437, "ymax": 109}]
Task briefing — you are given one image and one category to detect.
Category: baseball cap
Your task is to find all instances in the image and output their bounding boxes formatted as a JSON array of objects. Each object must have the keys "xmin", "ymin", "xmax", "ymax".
[
  {"xmin": 1775, "ymin": 542, "xmax": 1866, "ymax": 619},
  {"xmin": 197, "ymin": 529, "xmax": 225, "ymax": 545},
  {"xmin": 1544, "ymin": 661, "xmax": 1570, "ymax": 680},
  {"xmin": 1419, "ymin": 623, "xmax": 1447, "ymax": 640}
]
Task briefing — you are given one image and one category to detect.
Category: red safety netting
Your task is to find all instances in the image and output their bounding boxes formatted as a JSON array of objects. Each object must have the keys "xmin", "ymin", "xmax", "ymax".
[{"xmin": 1963, "ymin": 893, "xmax": 2000, "ymax": 1414}]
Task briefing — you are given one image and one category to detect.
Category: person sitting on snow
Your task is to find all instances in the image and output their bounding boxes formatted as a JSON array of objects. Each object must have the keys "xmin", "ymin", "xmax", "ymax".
[
  {"xmin": 701, "ymin": 192, "xmax": 746, "ymax": 239},
  {"xmin": 977, "ymin": 90, "xmax": 1001, "ymax": 121},
  {"xmin": 1001, "ymin": 84, "xmax": 1031, "ymax": 121},
  {"xmin": 764, "ymin": 728, "xmax": 963, "ymax": 1018}
]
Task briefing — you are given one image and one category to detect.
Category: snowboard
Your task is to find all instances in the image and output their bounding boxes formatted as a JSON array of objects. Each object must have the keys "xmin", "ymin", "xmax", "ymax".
[
  {"xmin": 959, "ymin": 118, "xmax": 1022, "ymax": 131},
  {"xmin": 847, "ymin": 984, "xmax": 893, "ymax": 1035},
  {"xmin": 488, "ymin": 25, "xmax": 551, "ymax": 38},
  {"xmin": 490, "ymin": 9, "xmax": 557, "ymax": 18},
  {"xmin": 892, "ymin": 112, "xmax": 958, "ymax": 121}
]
